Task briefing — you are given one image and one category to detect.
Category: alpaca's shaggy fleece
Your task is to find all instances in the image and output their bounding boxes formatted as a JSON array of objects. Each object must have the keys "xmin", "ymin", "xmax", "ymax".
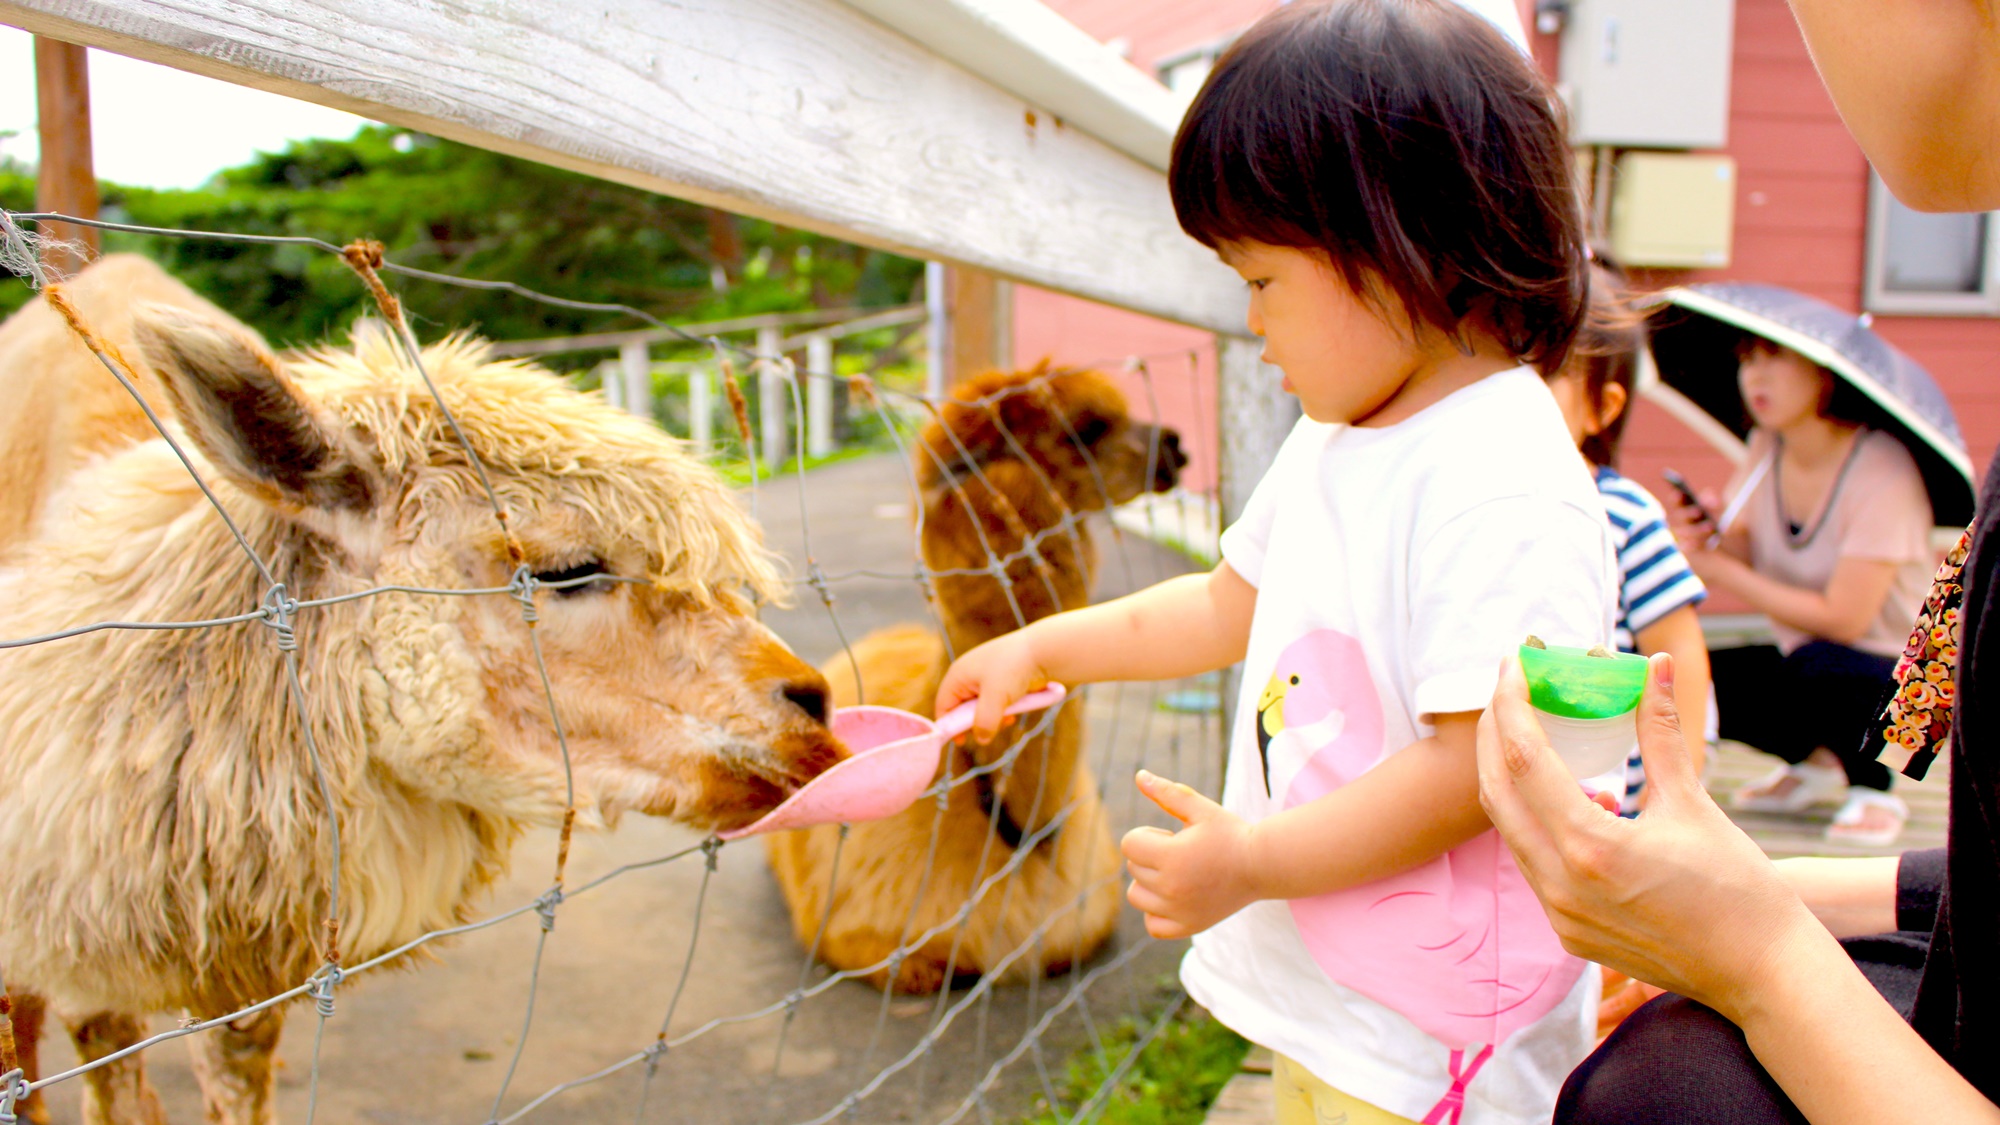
[
  {"xmin": 0, "ymin": 255, "xmax": 841, "ymax": 1124},
  {"xmin": 766, "ymin": 364, "xmax": 1186, "ymax": 993}
]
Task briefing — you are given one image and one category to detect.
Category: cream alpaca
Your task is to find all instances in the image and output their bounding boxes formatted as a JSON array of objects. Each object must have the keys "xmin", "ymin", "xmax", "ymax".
[{"xmin": 0, "ymin": 256, "xmax": 841, "ymax": 1125}]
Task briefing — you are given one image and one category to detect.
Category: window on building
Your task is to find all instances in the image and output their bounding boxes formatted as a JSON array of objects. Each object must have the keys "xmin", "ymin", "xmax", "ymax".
[{"xmin": 1864, "ymin": 173, "xmax": 2000, "ymax": 315}]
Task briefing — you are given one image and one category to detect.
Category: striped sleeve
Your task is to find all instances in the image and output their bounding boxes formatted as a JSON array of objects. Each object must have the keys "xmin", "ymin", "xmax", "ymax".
[{"xmin": 1598, "ymin": 471, "xmax": 1708, "ymax": 637}]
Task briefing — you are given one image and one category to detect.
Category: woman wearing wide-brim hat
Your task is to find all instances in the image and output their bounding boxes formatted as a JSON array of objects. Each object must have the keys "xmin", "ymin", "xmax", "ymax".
[{"xmin": 1647, "ymin": 284, "xmax": 1974, "ymax": 848}]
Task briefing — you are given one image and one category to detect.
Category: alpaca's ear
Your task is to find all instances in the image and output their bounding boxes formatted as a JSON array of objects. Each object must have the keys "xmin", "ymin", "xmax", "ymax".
[{"xmin": 132, "ymin": 304, "xmax": 379, "ymax": 514}]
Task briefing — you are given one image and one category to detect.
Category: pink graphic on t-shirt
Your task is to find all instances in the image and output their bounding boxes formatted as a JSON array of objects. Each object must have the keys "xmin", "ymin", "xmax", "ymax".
[{"xmin": 1262, "ymin": 629, "xmax": 1583, "ymax": 1120}]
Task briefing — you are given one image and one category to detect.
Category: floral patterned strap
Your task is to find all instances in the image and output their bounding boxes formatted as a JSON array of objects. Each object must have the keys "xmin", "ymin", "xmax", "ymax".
[{"xmin": 1865, "ymin": 528, "xmax": 1970, "ymax": 781}]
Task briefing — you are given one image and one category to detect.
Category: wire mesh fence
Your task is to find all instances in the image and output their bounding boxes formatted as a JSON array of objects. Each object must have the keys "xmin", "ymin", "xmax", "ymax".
[{"xmin": 0, "ymin": 207, "xmax": 1226, "ymax": 1125}]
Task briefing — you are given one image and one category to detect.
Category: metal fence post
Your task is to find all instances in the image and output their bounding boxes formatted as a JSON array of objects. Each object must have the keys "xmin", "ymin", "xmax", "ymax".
[
  {"xmin": 757, "ymin": 325, "xmax": 787, "ymax": 467},
  {"xmin": 620, "ymin": 339, "xmax": 653, "ymax": 424},
  {"xmin": 805, "ymin": 332, "xmax": 834, "ymax": 459}
]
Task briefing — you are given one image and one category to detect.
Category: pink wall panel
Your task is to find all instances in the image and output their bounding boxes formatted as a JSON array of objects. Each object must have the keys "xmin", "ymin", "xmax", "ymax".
[
  {"xmin": 1050, "ymin": 0, "xmax": 1275, "ymax": 74},
  {"xmin": 1011, "ymin": 285, "xmax": 1221, "ymax": 497}
]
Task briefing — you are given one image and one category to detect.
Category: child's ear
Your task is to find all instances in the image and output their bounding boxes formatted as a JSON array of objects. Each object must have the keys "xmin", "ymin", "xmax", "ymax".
[{"xmin": 1592, "ymin": 382, "xmax": 1629, "ymax": 436}]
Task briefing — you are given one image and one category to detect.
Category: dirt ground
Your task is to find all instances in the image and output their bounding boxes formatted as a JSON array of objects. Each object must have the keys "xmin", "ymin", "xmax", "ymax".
[{"xmin": 26, "ymin": 453, "xmax": 1220, "ymax": 1125}]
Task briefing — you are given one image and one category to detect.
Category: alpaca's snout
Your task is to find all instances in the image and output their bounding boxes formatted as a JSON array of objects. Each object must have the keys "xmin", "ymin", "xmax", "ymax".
[
  {"xmin": 1152, "ymin": 426, "xmax": 1188, "ymax": 490},
  {"xmin": 782, "ymin": 680, "xmax": 830, "ymax": 726}
]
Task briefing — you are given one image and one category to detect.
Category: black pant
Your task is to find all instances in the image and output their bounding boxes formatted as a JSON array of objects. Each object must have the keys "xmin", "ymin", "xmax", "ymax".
[
  {"xmin": 1556, "ymin": 932, "xmax": 1929, "ymax": 1124},
  {"xmin": 1711, "ymin": 641, "xmax": 1898, "ymax": 791}
]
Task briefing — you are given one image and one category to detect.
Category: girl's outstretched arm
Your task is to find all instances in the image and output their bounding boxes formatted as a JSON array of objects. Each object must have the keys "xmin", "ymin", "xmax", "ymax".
[{"xmin": 937, "ymin": 562, "xmax": 1257, "ymax": 742}]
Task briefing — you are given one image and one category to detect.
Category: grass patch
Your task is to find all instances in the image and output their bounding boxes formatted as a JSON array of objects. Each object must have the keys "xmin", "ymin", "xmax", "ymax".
[
  {"xmin": 1015, "ymin": 1003, "xmax": 1249, "ymax": 1125},
  {"xmin": 710, "ymin": 443, "xmax": 885, "ymax": 487}
]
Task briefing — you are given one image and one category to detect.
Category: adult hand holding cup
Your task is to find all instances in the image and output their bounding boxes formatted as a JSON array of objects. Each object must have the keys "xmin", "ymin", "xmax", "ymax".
[{"xmin": 1517, "ymin": 641, "xmax": 1648, "ymax": 779}]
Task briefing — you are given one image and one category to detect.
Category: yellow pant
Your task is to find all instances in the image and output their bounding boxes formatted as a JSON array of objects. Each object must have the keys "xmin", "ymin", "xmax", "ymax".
[{"xmin": 1273, "ymin": 1054, "xmax": 1421, "ymax": 1125}]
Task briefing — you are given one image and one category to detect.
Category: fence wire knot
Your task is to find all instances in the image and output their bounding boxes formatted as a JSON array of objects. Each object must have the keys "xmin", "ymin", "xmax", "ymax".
[
  {"xmin": 642, "ymin": 1037, "xmax": 669, "ymax": 1076},
  {"xmin": 306, "ymin": 964, "xmax": 344, "ymax": 1018},
  {"xmin": 0, "ymin": 1067, "xmax": 24, "ymax": 1125},
  {"xmin": 700, "ymin": 837, "xmax": 722, "ymax": 871},
  {"xmin": 259, "ymin": 585, "xmax": 301, "ymax": 652},
  {"xmin": 508, "ymin": 565, "xmax": 540, "ymax": 624},
  {"xmin": 533, "ymin": 887, "xmax": 564, "ymax": 932},
  {"xmin": 805, "ymin": 559, "xmax": 836, "ymax": 609}
]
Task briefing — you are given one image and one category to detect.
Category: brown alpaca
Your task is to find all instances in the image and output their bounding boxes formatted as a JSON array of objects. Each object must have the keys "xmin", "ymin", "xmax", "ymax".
[
  {"xmin": 766, "ymin": 365, "xmax": 1186, "ymax": 993},
  {"xmin": 0, "ymin": 256, "xmax": 843, "ymax": 1125}
]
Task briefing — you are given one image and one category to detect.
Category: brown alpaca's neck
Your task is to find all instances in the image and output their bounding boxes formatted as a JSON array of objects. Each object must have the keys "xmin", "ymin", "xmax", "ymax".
[{"xmin": 921, "ymin": 462, "xmax": 1097, "ymax": 655}]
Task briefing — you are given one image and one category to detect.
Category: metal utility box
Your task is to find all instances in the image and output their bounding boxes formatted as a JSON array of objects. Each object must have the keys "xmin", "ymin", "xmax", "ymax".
[
  {"xmin": 1559, "ymin": 0, "xmax": 1736, "ymax": 149},
  {"xmin": 1608, "ymin": 152, "xmax": 1736, "ymax": 268}
]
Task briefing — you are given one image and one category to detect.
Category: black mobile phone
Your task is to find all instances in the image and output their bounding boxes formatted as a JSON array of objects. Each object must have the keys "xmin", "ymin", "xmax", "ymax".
[{"xmin": 1660, "ymin": 469, "xmax": 1715, "ymax": 526}]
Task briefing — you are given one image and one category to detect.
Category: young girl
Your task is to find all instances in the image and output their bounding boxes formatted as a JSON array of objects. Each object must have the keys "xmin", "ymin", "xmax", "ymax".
[
  {"xmin": 937, "ymin": 3, "xmax": 1614, "ymax": 1122},
  {"xmin": 1542, "ymin": 264, "xmax": 1713, "ymax": 814}
]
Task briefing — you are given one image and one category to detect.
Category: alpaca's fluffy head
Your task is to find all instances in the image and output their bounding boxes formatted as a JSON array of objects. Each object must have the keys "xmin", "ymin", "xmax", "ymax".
[
  {"xmin": 917, "ymin": 362, "xmax": 1187, "ymax": 511},
  {"xmin": 122, "ymin": 303, "xmax": 843, "ymax": 832}
]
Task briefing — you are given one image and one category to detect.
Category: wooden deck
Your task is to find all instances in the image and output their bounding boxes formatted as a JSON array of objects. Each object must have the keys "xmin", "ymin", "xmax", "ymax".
[{"xmin": 1199, "ymin": 741, "xmax": 1949, "ymax": 1123}]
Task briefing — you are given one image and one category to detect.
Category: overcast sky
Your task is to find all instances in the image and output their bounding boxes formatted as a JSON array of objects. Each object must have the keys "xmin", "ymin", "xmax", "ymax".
[{"xmin": 0, "ymin": 25, "xmax": 370, "ymax": 190}]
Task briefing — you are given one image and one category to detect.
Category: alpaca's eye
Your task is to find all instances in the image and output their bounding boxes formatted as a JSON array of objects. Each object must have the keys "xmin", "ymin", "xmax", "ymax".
[
  {"xmin": 1074, "ymin": 417, "xmax": 1112, "ymax": 445},
  {"xmin": 533, "ymin": 558, "xmax": 611, "ymax": 596}
]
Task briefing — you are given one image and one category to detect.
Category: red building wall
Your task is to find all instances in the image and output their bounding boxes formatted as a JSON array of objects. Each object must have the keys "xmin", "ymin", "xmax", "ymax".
[{"xmin": 1599, "ymin": 0, "xmax": 2000, "ymax": 539}]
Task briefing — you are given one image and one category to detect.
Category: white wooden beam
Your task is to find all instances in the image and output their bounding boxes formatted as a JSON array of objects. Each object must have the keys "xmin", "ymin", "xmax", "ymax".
[
  {"xmin": 0, "ymin": 0, "xmax": 1245, "ymax": 334},
  {"xmin": 839, "ymin": 0, "xmax": 1184, "ymax": 171}
]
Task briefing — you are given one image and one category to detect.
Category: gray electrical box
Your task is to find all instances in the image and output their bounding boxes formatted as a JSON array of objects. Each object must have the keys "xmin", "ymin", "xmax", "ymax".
[{"xmin": 1559, "ymin": 0, "xmax": 1736, "ymax": 149}]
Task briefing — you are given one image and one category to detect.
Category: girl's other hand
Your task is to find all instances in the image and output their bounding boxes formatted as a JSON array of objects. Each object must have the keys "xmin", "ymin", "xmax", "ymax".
[
  {"xmin": 935, "ymin": 632, "xmax": 1049, "ymax": 743},
  {"xmin": 1475, "ymin": 653, "xmax": 1824, "ymax": 1025},
  {"xmin": 1121, "ymin": 770, "xmax": 1258, "ymax": 939}
]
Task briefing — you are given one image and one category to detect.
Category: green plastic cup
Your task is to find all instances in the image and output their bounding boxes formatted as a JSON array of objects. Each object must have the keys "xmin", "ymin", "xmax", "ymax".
[{"xmin": 1518, "ymin": 643, "xmax": 1649, "ymax": 778}]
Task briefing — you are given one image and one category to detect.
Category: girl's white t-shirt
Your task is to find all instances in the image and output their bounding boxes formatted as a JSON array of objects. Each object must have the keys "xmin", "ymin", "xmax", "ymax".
[{"xmin": 1183, "ymin": 367, "xmax": 1616, "ymax": 1125}]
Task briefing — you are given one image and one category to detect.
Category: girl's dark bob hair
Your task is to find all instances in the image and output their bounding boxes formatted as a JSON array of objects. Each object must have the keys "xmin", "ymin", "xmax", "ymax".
[{"xmin": 1170, "ymin": 0, "xmax": 1588, "ymax": 374}]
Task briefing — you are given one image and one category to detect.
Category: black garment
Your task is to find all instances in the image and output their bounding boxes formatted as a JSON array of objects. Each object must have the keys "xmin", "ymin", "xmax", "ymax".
[
  {"xmin": 1910, "ymin": 445, "xmax": 2000, "ymax": 1101},
  {"xmin": 1555, "ymin": 849, "xmax": 1945, "ymax": 1124},
  {"xmin": 1712, "ymin": 640, "xmax": 1898, "ymax": 790}
]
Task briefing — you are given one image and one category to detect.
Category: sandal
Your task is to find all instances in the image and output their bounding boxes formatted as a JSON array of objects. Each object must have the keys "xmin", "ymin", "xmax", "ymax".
[
  {"xmin": 1732, "ymin": 762, "xmax": 1847, "ymax": 813},
  {"xmin": 1825, "ymin": 789, "xmax": 1909, "ymax": 848}
]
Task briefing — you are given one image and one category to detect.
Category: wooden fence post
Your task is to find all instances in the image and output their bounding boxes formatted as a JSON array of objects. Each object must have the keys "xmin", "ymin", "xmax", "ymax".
[
  {"xmin": 619, "ymin": 339, "xmax": 653, "ymax": 423},
  {"xmin": 598, "ymin": 359, "xmax": 624, "ymax": 410},
  {"xmin": 924, "ymin": 261, "xmax": 949, "ymax": 398},
  {"xmin": 1215, "ymin": 334, "xmax": 1298, "ymax": 746},
  {"xmin": 757, "ymin": 325, "xmax": 788, "ymax": 467},
  {"xmin": 1216, "ymin": 336, "xmax": 1297, "ymax": 526},
  {"xmin": 690, "ymin": 363, "xmax": 714, "ymax": 449},
  {"xmin": 32, "ymin": 36, "xmax": 98, "ymax": 276},
  {"xmin": 805, "ymin": 332, "xmax": 834, "ymax": 458}
]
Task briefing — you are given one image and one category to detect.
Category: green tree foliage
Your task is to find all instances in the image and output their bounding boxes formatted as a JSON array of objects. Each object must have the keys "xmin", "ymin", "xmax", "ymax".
[{"xmin": 1, "ymin": 126, "xmax": 921, "ymax": 347}]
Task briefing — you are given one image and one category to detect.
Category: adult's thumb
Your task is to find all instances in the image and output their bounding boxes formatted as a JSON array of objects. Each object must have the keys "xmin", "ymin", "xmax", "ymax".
[
  {"xmin": 1634, "ymin": 653, "xmax": 1698, "ymax": 801},
  {"xmin": 1136, "ymin": 770, "xmax": 1221, "ymax": 825}
]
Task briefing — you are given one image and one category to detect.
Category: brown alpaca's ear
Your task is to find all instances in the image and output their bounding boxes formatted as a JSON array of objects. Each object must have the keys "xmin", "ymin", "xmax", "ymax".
[{"xmin": 132, "ymin": 304, "xmax": 378, "ymax": 514}]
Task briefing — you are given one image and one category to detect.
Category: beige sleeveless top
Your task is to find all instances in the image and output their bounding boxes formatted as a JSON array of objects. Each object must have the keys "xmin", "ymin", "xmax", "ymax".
[{"xmin": 1729, "ymin": 428, "xmax": 1935, "ymax": 657}]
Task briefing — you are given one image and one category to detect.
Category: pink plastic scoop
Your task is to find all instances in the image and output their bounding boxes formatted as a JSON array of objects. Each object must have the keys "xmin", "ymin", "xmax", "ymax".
[{"xmin": 717, "ymin": 685, "xmax": 1068, "ymax": 840}]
